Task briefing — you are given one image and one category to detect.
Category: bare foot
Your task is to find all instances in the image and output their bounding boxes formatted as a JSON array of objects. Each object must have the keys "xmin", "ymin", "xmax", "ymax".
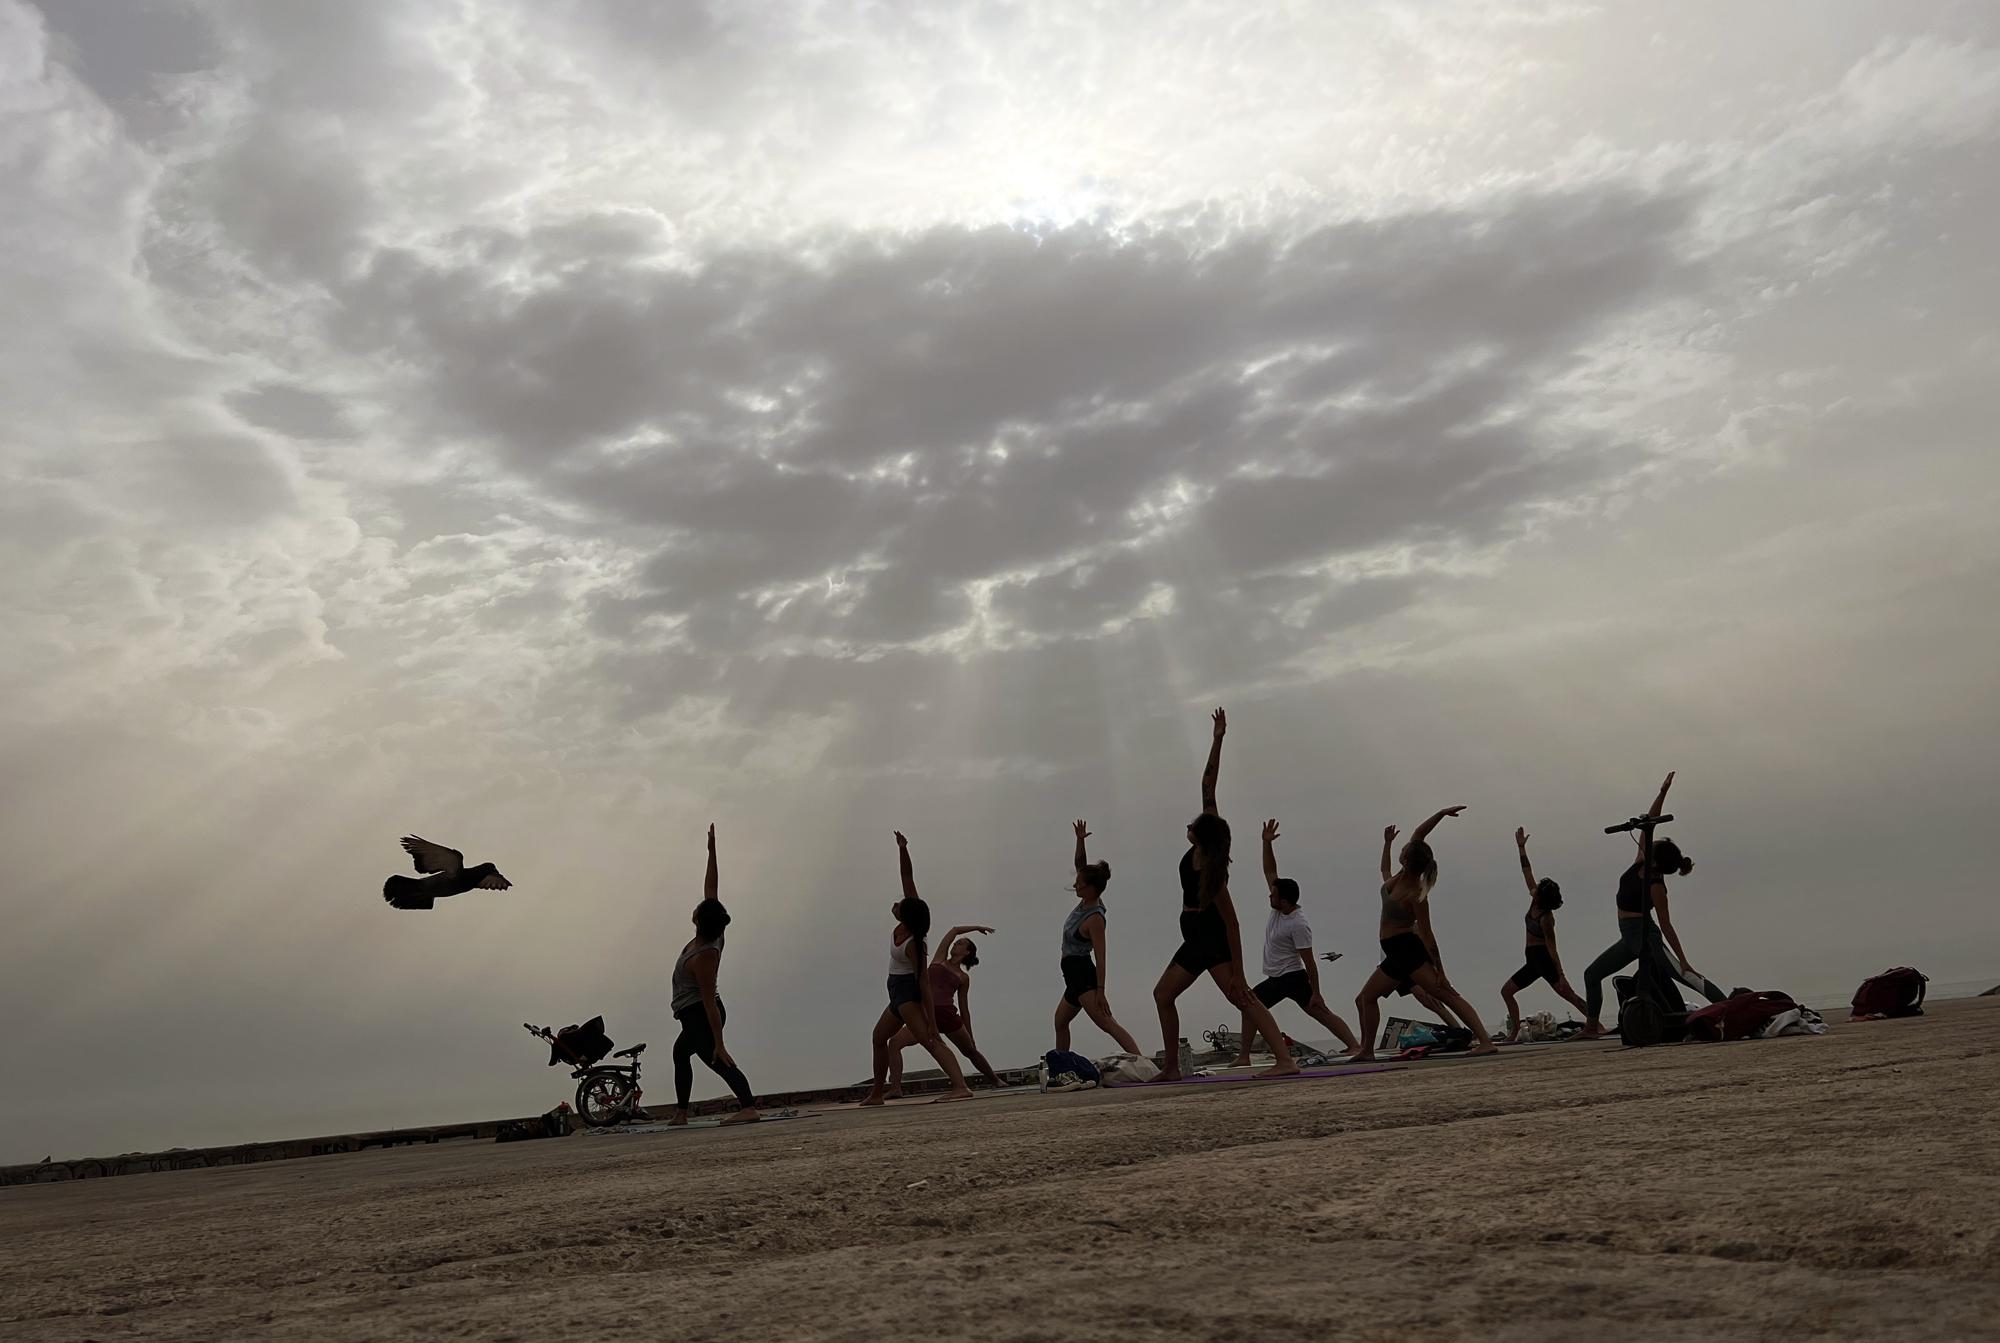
[
  {"xmin": 1158, "ymin": 1069, "xmax": 1183, "ymax": 1082},
  {"xmin": 719, "ymin": 1107, "xmax": 761, "ymax": 1125},
  {"xmin": 1255, "ymin": 1063, "xmax": 1302, "ymax": 1078},
  {"xmin": 1468, "ymin": 1043, "xmax": 1501, "ymax": 1056},
  {"xmin": 931, "ymin": 1089, "xmax": 976, "ymax": 1103},
  {"xmin": 859, "ymin": 1092, "xmax": 887, "ymax": 1107},
  {"xmin": 1229, "ymin": 1055, "xmax": 1254, "ymax": 1068},
  {"xmin": 665, "ymin": 1111, "xmax": 690, "ymax": 1128},
  {"xmin": 883, "ymin": 1088, "xmax": 904, "ymax": 1100},
  {"xmin": 1345, "ymin": 1051, "xmax": 1375, "ymax": 1063},
  {"xmin": 1578, "ymin": 1024, "xmax": 1607, "ymax": 1038}
]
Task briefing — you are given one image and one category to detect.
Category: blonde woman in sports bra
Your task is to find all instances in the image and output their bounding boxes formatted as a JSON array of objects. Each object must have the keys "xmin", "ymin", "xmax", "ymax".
[{"xmin": 1348, "ymin": 807, "xmax": 1497, "ymax": 1061}]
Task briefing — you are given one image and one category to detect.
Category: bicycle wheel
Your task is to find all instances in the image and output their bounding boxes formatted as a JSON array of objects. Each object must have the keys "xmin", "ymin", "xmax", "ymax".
[{"xmin": 576, "ymin": 1071, "xmax": 636, "ymax": 1126}]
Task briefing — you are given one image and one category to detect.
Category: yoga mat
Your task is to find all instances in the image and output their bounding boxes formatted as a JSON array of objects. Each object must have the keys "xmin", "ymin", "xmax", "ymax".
[
  {"xmin": 1119, "ymin": 1064, "xmax": 1404, "ymax": 1088},
  {"xmin": 586, "ymin": 1109, "xmax": 814, "ymax": 1136}
]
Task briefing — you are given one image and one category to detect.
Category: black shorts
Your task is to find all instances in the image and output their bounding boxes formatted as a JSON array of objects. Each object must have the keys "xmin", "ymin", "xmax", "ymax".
[
  {"xmin": 1172, "ymin": 905, "xmax": 1232, "ymax": 975},
  {"xmin": 1379, "ymin": 932, "xmax": 1431, "ymax": 991},
  {"xmin": 1508, "ymin": 946, "xmax": 1560, "ymax": 991},
  {"xmin": 1253, "ymin": 969, "xmax": 1313, "ymax": 1010},
  {"xmin": 887, "ymin": 973, "xmax": 923, "ymax": 1010},
  {"xmin": 1060, "ymin": 954, "xmax": 1100, "ymax": 1006}
]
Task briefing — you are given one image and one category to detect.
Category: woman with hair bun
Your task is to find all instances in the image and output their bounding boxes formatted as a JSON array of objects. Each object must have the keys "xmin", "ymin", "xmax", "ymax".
[
  {"xmin": 861, "ymin": 832, "xmax": 976, "ymax": 1105},
  {"xmin": 885, "ymin": 925, "xmax": 1004, "ymax": 1094},
  {"xmin": 1579, "ymin": 772, "xmax": 1728, "ymax": 1037},
  {"xmin": 1348, "ymin": 807, "xmax": 1497, "ymax": 1060},
  {"xmin": 1497, "ymin": 826, "xmax": 1591, "ymax": 1041}
]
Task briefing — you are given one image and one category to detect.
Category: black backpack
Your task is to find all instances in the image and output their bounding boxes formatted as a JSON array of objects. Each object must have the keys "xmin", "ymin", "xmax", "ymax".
[{"xmin": 1614, "ymin": 955, "xmax": 1690, "ymax": 1048}]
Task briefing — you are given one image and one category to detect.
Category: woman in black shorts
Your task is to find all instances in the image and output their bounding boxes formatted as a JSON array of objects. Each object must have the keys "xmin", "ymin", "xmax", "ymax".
[
  {"xmin": 1349, "ymin": 808, "xmax": 1496, "ymax": 1060},
  {"xmin": 860, "ymin": 832, "xmax": 975, "ymax": 1105},
  {"xmin": 1497, "ymin": 826, "xmax": 1590, "ymax": 1041},
  {"xmin": 1150, "ymin": 709, "xmax": 1297, "ymax": 1080},
  {"xmin": 1054, "ymin": 820, "xmax": 1145, "ymax": 1056}
]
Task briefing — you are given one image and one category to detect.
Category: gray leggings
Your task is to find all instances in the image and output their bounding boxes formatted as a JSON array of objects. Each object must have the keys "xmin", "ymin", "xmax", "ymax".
[{"xmin": 1583, "ymin": 917, "xmax": 1726, "ymax": 1020}]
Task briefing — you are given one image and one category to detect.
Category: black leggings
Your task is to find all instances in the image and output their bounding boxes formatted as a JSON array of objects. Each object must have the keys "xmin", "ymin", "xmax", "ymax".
[
  {"xmin": 673, "ymin": 1001, "xmax": 755, "ymax": 1109},
  {"xmin": 1583, "ymin": 917, "xmax": 1726, "ymax": 1020}
]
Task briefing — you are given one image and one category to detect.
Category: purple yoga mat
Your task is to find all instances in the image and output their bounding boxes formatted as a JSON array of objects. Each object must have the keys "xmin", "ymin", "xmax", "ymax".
[{"xmin": 1120, "ymin": 1064, "xmax": 1403, "ymax": 1087}]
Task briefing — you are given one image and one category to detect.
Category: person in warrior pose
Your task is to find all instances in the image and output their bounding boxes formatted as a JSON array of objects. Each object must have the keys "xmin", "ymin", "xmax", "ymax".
[
  {"xmin": 1349, "ymin": 808, "xmax": 1498, "ymax": 1060},
  {"xmin": 885, "ymin": 925, "xmax": 1004, "ymax": 1094},
  {"xmin": 1579, "ymin": 772, "xmax": 1727, "ymax": 1036},
  {"xmin": 1497, "ymin": 826, "xmax": 1591, "ymax": 1041},
  {"xmin": 1054, "ymin": 820, "xmax": 1147, "ymax": 1056},
  {"xmin": 1229, "ymin": 818, "xmax": 1360, "ymax": 1064},
  {"xmin": 666, "ymin": 825, "xmax": 761, "ymax": 1125},
  {"xmin": 861, "ymin": 832, "xmax": 975, "ymax": 1105},
  {"xmin": 1152, "ymin": 708, "xmax": 1298, "ymax": 1080}
]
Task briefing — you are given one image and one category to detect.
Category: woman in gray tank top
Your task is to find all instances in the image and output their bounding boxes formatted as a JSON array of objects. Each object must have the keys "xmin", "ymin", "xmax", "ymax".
[
  {"xmin": 666, "ymin": 825, "xmax": 761, "ymax": 1126},
  {"xmin": 1053, "ymin": 819, "xmax": 1145, "ymax": 1056}
]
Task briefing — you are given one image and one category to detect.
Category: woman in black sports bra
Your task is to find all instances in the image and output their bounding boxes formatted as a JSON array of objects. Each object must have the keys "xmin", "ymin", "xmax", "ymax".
[
  {"xmin": 1347, "ymin": 807, "xmax": 1497, "ymax": 1060},
  {"xmin": 1578, "ymin": 772, "xmax": 1727, "ymax": 1036},
  {"xmin": 1149, "ymin": 709, "xmax": 1297, "ymax": 1081},
  {"xmin": 1497, "ymin": 826, "xmax": 1589, "ymax": 1041}
]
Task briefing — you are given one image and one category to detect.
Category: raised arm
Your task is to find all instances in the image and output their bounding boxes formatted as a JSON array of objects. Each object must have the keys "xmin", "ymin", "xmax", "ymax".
[
  {"xmin": 1653, "ymin": 887, "xmax": 1698, "ymax": 977},
  {"xmin": 932, "ymin": 924, "xmax": 995, "ymax": 964},
  {"xmin": 703, "ymin": 823, "xmax": 719, "ymax": 903},
  {"xmin": 1200, "ymin": 707, "xmax": 1226, "ymax": 815},
  {"xmin": 1073, "ymin": 819, "xmax": 1091, "ymax": 874},
  {"xmin": 1380, "ymin": 824, "xmax": 1397, "ymax": 882},
  {"xmin": 894, "ymin": 830, "xmax": 919, "ymax": 902},
  {"xmin": 1646, "ymin": 770, "xmax": 1675, "ymax": 819},
  {"xmin": 1636, "ymin": 771, "xmax": 1676, "ymax": 860},
  {"xmin": 1261, "ymin": 818, "xmax": 1281, "ymax": 893},
  {"xmin": 1514, "ymin": 827, "xmax": 1537, "ymax": 895},
  {"xmin": 1409, "ymin": 805, "xmax": 1466, "ymax": 846}
]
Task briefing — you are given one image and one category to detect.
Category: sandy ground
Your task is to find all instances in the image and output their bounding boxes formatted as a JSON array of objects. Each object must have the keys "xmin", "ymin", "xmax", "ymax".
[{"xmin": 5, "ymin": 999, "xmax": 1999, "ymax": 1343}]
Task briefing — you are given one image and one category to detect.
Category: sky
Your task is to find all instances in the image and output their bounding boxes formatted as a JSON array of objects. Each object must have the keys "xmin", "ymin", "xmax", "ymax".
[{"xmin": 3, "ymin": 0, "xmax": 1997, "ymax": 1165}]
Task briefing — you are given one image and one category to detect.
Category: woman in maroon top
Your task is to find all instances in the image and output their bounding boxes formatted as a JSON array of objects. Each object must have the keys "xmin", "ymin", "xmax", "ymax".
[{"xmin": 886, "ymin": 927, "xmax": 1003, "ymax": 1095}]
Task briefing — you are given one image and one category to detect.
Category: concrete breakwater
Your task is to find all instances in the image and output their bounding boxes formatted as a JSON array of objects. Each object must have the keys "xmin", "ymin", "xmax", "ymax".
[{"xmin": 1, "ymin": 1065, "xmax": 1044, "ymax": 1187}]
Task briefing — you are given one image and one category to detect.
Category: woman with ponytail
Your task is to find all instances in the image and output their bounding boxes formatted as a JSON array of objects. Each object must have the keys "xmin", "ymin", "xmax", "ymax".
[
  {"xmin": 1150, "ymin": 708, "xmax": 1298, "ymax": 1081},
  {"xmin": 861, "ymin": 832, "xmax": 976, "ymax": 1105},
  {"xmin": 885, "ymin": 927, "xmax": 1003, "ymax": 1095}
]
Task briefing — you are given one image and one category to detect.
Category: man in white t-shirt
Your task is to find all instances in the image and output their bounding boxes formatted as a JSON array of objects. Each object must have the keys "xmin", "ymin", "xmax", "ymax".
[{"xmin": 1232, "ymin": 818, "xmax": 1360, "ymax": 1062}]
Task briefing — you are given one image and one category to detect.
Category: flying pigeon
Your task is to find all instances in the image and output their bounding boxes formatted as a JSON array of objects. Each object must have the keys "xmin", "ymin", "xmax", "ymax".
[{"xmin": 382, "ymin": 835, "xmax": 512, "ymax": 910}]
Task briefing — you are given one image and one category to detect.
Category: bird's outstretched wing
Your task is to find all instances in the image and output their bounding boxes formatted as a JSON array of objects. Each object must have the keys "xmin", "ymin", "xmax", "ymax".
[
  {"xmin": 477, "ymin": 871, "xmax": 512, "ymax": 891},
  {"xmin": 400, "ymin": 835, "xmax": 463, "ymax": 875}
]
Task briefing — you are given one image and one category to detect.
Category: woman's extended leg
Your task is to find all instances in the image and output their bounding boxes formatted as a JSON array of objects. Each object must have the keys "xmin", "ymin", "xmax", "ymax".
[
  {"xmin": 1350, "ymin": 969, "xmax": 1397, "ymax": 1061},
  {"xmin": 1412, "ymin": 965, "xmax": 1497, "ymax": 1053},
  {"xmin": 689, "ymin": 1005, "xmax": 759, "ymax": 1122},
  {"xmin": 883, "ymin": 1024, "xmax": 917, "ymax": 1097},
  {"xmin": 1153, "ymin": 963, "xmax": 1199, "ymax": 1080},
  {"xmin": 1211, "ymin": 964, "xmax": 1298, "ymax": 1076},
  {"xmin": 1054, "ymin": 998, "xmax": 1079, "ymax": 1053},
  {"xmin": 1581, "ymin": 920, "xmax": 1647, "ymax": 1033},
  {"xmin": 860, "ymin": 1007, "xmax": 904, "ymax": 1106},
  {"xmin": 1499, "ymin": 980, "xmax": 1523, "ymax": 1042},
  {"xmin": 669, "ymin": 1020, "xmax": 699, "ymax": 1124},
  {"xmin": 1554, "ymin": 977, "xmax": 1591, "ymax": 1018},
  {"xmin": 898, "ymin": 1002, "xmax": 973, "ymax": 1100},
  {"xmin": 1080, "ymin": 991, "xmax": 1143, "ymax": 1055},
  {"xmin": 946, "ymin": 1027, "xmax": 1003, "ymax": 1088}
]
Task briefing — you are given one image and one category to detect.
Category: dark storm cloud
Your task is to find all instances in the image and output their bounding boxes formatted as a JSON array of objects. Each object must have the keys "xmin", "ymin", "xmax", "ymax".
[{"xmin": 319, "ymin": 186, "xmax": 1698, "ymax": 686}]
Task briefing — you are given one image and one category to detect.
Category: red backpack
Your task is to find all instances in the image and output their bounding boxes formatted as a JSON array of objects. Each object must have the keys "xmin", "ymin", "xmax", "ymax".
[
  {"xmin": 1686, "ymin": 991, "xmax": 1798, "ymax": 1042},
  {"xmin": 1850, "ymin": 968, "xmax": 1927, "ymax": 1020}
]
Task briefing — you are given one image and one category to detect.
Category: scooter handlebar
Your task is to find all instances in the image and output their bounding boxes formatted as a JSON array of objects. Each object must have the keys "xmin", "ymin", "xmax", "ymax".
[{"xmin": 1604, "ymin": 813, "xmax": 1673, "ymax": 834}]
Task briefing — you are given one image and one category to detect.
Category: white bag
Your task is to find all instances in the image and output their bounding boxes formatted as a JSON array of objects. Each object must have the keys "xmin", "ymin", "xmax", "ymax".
[{"xmin": 1095, "ymin": 1053, "xmax": 1160, "ymax": 1085}]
